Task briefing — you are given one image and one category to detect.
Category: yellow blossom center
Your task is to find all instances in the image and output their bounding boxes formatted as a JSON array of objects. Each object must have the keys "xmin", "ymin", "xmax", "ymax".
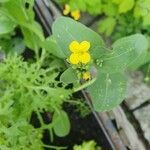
[{"xmin": 69, "ymin": 41, "xmax": 91, "ymax": 65}]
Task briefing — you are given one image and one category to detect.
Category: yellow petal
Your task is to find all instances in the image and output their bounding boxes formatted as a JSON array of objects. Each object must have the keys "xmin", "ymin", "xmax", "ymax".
[
  {"xmin": 83, "ymin": 72, "xmax": 91, "ymax": 80},
  {"xmin": 79, "ymin": 41, "xmax": 90, "ymax": 52},
  {"xmin": 71, "ymin": 10, "xmax": 80, "ymax": 20},
  {"xmin": 63, "ymin": 4, "xmax": 70, "ymax": 15},
  {"xmin": 79, "ymin": 52, "xmax": 91, "ymax": 64},
  {"xmin": 69, "ymin": 41, "xmax": 80, "ymax": 53},
  {"xmin": 69, "ymin": 53, "xmax": 80, "ymax": 64}
]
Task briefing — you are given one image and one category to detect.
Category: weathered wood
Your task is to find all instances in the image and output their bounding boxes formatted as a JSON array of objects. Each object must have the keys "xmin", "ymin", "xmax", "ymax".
[
  {"xmin": 134, "ymin": 105, "xmax": 150, "ymax": 143},
  {"xmin": 126, "ymin": 71, "xmax": 150, "ymax": 110},
  {"xmin": 111, "ymin": 106, "xmax": 146, "ymax": 150}
]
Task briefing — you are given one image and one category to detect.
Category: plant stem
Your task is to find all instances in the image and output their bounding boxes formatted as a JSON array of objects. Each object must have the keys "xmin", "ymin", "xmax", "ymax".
[
  {"xmin": 73, "ymin": 78, "xmax": 96, "ymax": 92},
  {"xmin": 36, "ymin": 109, "xmax": 44, "ymax": 126},
  {"xmin": 43, "ymin": 144, "xmax": 67, "ymax": 149}
]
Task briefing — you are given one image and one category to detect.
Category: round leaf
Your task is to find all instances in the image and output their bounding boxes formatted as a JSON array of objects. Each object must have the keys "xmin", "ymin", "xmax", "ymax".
[
  {"xmin": 52, "ymin": 17, "xmax": 104, "ymax": 59},
  {"xmin": 87, "ymin": 71, "xmax": 127, "ymax": 111},
  {"xmin": 53, "ymin": 110, "xmax": 70, "ymax": 137},
  {"xmin": 98, "ymin": 34, "xmax": 148, "ymax": 73}
]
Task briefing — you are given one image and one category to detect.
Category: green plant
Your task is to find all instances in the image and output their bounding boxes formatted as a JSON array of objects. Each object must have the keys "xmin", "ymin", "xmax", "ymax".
[
  {"xmin": 0, "ymin": 0, "xmax": 149, "ymax": 149},
  {"xmin": 0, "ymin": 53, "xmax": 73, "ymax": 149},
  {"xmin": 58, "ymin": 0, "xmax": 150, "ymax": 37},
  {"xmin": 58, "ymin": 0, "xmax": 150, "ymax": 85},
  {"xmin": 52, "ymin": 16, "xmax": 148, "ymax": 111},
  {"xmin": 0, "ymin": 1, "xmax": 89, "ymax": 149},
  {"xmin": 0, "ymin": 0, "xmax": 44, "ymax": 57},
  {"xmin": 73, "ymin": 140, "xmax": 101, "ymax": 150}
]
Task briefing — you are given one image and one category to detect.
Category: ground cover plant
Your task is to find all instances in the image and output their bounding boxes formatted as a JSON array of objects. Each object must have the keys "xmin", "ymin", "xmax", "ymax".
[
  {"xmin": 58, "ymin": 0, "xmax": 150, "ymax": 37},
  {"xmin": 58, "ymin": 0, "xmax": 150, "ymax": 82},
  {"xmin": 0, "ymin": 0, "xmax": 149, "ymax": 149}
]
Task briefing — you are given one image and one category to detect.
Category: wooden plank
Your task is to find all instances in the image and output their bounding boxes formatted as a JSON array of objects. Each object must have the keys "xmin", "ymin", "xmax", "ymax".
[{"xmin": 111, "ymin": 106, "xmax": 146, "ymax": 150}]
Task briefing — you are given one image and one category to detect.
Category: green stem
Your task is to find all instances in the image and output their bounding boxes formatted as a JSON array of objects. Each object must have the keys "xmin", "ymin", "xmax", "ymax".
[
  {"xmin": 49, "ymin": 127, "xmax": 54, "ymax": 142},
  {"xmin": 145, "ymin": 63, "xmax": 150, "ymax": 80},
  {"xmin": 37, "ymin": 48, "xmax": 46, "ymax": 68},
  {"xmin": 73, "ymin": 78, "xmax": 96, "ymax": 92},
  {"xmin": 43, "ymin": 144, "xmax": 67, "ymax": 150},
  {"xmin": 36, "ymin": 109, "xmax": 44, "ymax": 126}
]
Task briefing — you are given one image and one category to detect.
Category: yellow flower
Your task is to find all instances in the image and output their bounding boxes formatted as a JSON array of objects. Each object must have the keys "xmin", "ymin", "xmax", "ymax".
[
  {"xmin": 69, "ymin": 41, "xmax": 91, "ymax": 65},
  {"xmin": 71, "ymin": 10, "xmax": 81, "ymax": 20},
  {"xmin": 63, "ymin": 4, "xmax": 70, "ymax": 15},
  {"xmin": 63, "ymin": 4, "xmax": 81, "ymax": 20},
  {"xmin": 83, "ymin": 72, "xmax": 91, "ymax": 80}
]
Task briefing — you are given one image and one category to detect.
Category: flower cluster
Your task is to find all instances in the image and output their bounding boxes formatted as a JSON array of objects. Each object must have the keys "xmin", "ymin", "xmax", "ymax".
[
  {"xmin": 68, "ymin": 40, "xmax": 91, "ymax": 80},
  {"xmin": 68, "ymin": 41, "xmax": 91, "ymax": 65},
  {"xmin": 63, "ymin": 4, "xmax": 80, "ymax": 20}
]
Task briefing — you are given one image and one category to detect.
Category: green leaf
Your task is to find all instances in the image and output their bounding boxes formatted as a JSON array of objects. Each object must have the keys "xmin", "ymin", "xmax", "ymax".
[
  {"xmin": 99, "ymin": 34, "xmax": 148, "ymax": 73},
  {"xmin": 0, "ymin": 37, "xmax": 25, "ymax": 54},
  {"xmin": 127, "ymin": 48, "xmax": 147, "ymax": 70},
  {"xmin": 0, "ymin": 15, "xmax": 16, "ymax": 34},
  {"xmin": 3, "ymin": 0, "xmax": 44, "ymax": 41},
  {"xmin": 143, "ymin": 15, "xmax": 150, "ymax": 26},
  {"xmin": 53, "ymin": 110, "xmax": 70, "ymax": 137},
  {"xmin": 73, "ymin": 140, "xmax": 100, "ymax": 150},
  {"xmin": 97, "ymin": 17, "xmax": 116, "ymax": 36},
  {"xmin": 102, "ymin": 2, "xmax": 118, "ymax": 16},
  {"xmin": 42, "ymin": 36, "xmax": 66, "ymax": 58},
  {"xmin": 8, "ymin": 38, "xmax": 25, "ymax": 54},
  {"xmin": 134, "ymin": 0, "xmax": 150, "ymax": 18},
  {"xmin": 118, "ymin": 0, "xmax": 135, "ymax": 13},
  {"xmin": 52, "ymin": 16, "xmax": 104, "ymax": 59},
  {"xmin": 87, "ymin": 71, "xmax": 127, "ymax": 111},
  {"xmin": 22, "ymin": 22, "xmax": 44, "ymax": 42},
  {"xmin": 0, "ymin": 0, "xmax": 10, "ymax": 3},
  {"xmin": 3, "ymin": 0, "xmax": 30, "ymax": 23},
  {"xmin": 60, "ymin": 67, "xmax": 78, "ymax": 84},
  {"xmin": 112, "ymin": 0, "xmax": 122, "ymax": 4},
  {"xmin": 21, "ymin": 26, "xmax": 41, "ymax": 51}
]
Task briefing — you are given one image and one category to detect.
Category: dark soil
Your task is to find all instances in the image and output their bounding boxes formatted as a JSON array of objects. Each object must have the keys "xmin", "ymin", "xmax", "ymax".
[{"xmin": 43, "ymin": 105, "xmax": 113, "ymax": 150}]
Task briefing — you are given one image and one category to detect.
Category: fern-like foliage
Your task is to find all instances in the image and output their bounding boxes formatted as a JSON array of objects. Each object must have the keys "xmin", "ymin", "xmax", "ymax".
[{"xmin": 0, "ymin": 54, "xmax": 72, "ymax": 149}]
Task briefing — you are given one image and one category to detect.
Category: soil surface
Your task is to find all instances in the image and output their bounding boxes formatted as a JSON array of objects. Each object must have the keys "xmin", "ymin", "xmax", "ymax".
[{"xmin": 43, "ymin": 105, "xmax": 113, "ymax": 150}]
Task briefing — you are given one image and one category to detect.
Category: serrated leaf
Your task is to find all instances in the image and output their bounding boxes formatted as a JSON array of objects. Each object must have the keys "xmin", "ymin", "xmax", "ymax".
[
  {"xmin": 53, "ymin": 110, "xmax": 70, "ymax": 137},
  {"xmin": 87, "ymin": 71, "xmax": 127, "ymax": 111},
  {"xmin": 52, "ymin": 16, "xmax": 104, "ymax": 59}
]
